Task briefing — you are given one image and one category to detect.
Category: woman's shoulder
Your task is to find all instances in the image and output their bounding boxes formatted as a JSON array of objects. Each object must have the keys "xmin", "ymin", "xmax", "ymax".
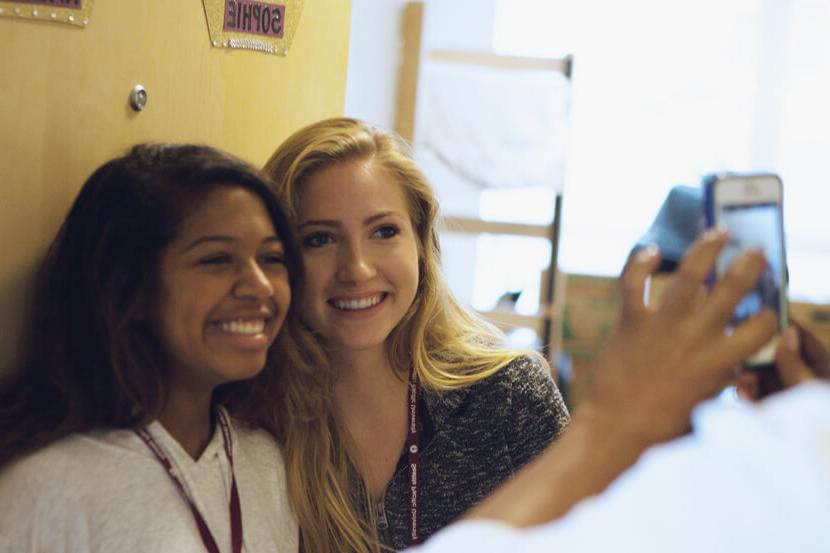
[
  {"xmin": 427, "ymin": 354, "xmax": 553, "ymax": 419},
  {"xmin": 227, "ymin": 416, "xmax": 287, "ymax": 467},
  {"xmin": 0, "ymin": 429, "xmax": 140, "ymax": 486},
  {"xmin": 230, "ymin": 419, "xmax": 280, "ymax": 447},
  {"xmin": 472, "ymin": 353, "xmax": 554, "ymax": 396},
  {"xmin": 471, "ymin": 353, "xmax": 569, "ymax": 434},
  {"xmin": 0, "ymin": 431, "xmax": 127, "ymax": 521},
  {"xmin": 0, "ymin": 435, "xmax": 93, "ymax": 550},
  {"xmin": 502, "ymin": 352, "xmax": 553, "ymax": 381}
]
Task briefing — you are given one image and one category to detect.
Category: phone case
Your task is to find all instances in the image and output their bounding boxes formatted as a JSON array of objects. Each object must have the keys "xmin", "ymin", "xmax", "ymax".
[{"xmin": 700, "ymin": 172, "xmax": 789, "ymax": 371}]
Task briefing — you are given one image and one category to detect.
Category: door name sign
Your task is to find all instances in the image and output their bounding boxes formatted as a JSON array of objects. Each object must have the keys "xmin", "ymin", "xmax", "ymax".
[
  {"xmin": 203, "ymin": 0, "xmax": 304, "ymax": 56},
  {"xmin": 0, "ymin": 0, "xmax": 93, "ymax": 27}
]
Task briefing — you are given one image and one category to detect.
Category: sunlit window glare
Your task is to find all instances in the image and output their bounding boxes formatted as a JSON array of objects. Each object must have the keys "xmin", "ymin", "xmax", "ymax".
[{"xmin": 489, "ymin": 0, "xmax": 830, "ymax": 303}]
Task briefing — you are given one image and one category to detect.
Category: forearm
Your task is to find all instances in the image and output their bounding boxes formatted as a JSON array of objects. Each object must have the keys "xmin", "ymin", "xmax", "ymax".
[{"xmin": 466, "ymin": 404, "xmax": 650, "ymax": 527}]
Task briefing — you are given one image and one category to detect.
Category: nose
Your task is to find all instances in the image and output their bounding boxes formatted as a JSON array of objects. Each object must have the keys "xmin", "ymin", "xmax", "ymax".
[
  {"xmin": 233, "ymin": 259, "xmax": 275, "ymax": 299},
  {"xmin": 336, "ymin": 241, "xmax": 375, "ymax": 284}
]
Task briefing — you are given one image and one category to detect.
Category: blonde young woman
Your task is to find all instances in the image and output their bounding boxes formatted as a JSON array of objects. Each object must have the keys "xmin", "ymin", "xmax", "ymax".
[{"xmin": 263, "ymin": 117, "xmax": 571, "ymax": 552}]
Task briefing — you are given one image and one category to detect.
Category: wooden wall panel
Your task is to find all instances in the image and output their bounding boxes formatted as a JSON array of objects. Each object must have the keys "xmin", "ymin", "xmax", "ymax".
[{"xmin": 0, "ymin": 0, "xmax": 352, "ymax": 371}]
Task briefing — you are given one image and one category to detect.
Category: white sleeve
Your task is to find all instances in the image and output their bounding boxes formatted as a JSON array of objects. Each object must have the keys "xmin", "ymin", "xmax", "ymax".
[
  {"xmin": 517, "ymin": 387, "xmax": 830, "ymax": 553},
  {"xmin": 407, "ymin": 520, "xmax": 525, "ymax": 553},
  {"xmin": 411, "ymin": 385, "xmax": 830, "ymax": 553}
]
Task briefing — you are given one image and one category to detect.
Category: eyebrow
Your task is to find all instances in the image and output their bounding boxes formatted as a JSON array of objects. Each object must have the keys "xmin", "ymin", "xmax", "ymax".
[
  {"xmin": 184, "ymin": 235, "xmax": 282, "ymax": 252},
  {"xmin": 298, "ymin": 211, "xmax": 402, "ymax": 230}
]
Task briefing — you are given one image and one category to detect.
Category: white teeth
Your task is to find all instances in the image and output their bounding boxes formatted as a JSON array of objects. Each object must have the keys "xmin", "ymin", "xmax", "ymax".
[
  {"xmin": 218, "ymin": 319, "xmax": 266, "ymax": 335},
  {"xmin": 332, "ymin": 294, "xmax": 384, "ymax": 311}
]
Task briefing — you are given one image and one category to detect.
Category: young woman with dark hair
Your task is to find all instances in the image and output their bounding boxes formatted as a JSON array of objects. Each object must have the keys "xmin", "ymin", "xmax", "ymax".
[{"xmin": 0, "ymin": 143, "xmax": 302, "ymax": 552}]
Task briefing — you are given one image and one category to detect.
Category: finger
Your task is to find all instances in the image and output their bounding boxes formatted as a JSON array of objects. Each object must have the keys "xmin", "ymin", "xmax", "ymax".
[
  {"xmin": 792, "ymin": 320, "xmax": 830, "ymax": 379},
  {"xmin": 697, "ymin": 250, "xmax": 767, "ymax": 332},
  {"xmin": 704, "ymin": 309, "xmax": 777, "ymax": 372},
  {"xmin": 775, "ymin": 326, "xmax": 815, "ymax": 387},
  {"xmin": 657, "ymin": 229, "xmax": 727, "ymax": 317},
  {"xmin": 620, "ymin": 245, "xmax": 661, "ymax": 321}
]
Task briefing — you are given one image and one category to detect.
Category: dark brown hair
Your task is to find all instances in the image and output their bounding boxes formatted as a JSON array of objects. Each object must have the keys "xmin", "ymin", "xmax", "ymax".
[{"xmin": 0, "ymin": 143, "xmax": 300, "ymax": 467}]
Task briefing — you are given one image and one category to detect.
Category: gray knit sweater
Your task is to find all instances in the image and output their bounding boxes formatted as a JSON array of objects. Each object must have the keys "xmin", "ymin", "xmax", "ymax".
[{"xmin": 372, "ymin": 354, "xmax": 570, "ymax": 551}]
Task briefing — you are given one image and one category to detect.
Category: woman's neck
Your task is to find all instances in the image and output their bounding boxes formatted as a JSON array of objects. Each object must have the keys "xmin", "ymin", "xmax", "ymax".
[
  {"xmin": 331, "ymin": 347, "xmax": 408, "ymax": 413},
  {"xmin": 331, "ymin": 347, "xmax": 411, "ymax": 498},
  {"xmin": 157, "ymin": 386, "xmax": 215, "ymax": 460}
]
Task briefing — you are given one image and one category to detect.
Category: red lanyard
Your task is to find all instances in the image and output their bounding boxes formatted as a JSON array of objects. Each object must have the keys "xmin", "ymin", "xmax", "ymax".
[
  {"xmin": 134, "ymin": 410, "xmax": 243, "ymax": 553},
  {"xmin": 407, "ymin": 367, "xmax": 421, "ymax": 546}
]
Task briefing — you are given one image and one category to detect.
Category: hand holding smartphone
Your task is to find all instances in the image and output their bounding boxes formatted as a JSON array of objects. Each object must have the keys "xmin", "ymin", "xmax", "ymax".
[{"xmin": 703, "ymin": 173, "xmax": 789, "ymax": 369}]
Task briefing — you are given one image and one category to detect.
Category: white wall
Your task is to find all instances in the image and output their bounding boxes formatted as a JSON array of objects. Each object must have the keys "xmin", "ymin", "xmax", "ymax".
[
  {"xmin": 344, "ymin": 0, "xmax": 542, "ymax": 317},
  {"xmin": 343, "ymin": 0, "xmax": 410, "ymax": 129},
  {"xmin": 344, "ymin": 0, "xmax": 497, "ymax": 131}
]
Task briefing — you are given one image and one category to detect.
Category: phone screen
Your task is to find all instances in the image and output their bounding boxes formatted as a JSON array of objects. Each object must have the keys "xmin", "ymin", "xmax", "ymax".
[{"xmin": 715, "ymin": 201, "xmax": 785, "ymax": 327}]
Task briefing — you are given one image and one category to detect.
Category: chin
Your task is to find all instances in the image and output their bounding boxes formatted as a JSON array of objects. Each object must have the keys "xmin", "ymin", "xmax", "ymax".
[
  {"xmin": 216, "ymin": 361, "xmax": 268, "ymax": 384},
  {"xmin": 221, "ymin": 372, "xmax": 264, "ymax": 387},
  {"xmin": 332, "ymin": 335, "xmax": 388, "ymax": 353}
]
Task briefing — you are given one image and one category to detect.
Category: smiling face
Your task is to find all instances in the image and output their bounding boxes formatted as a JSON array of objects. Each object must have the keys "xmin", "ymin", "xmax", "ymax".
[
  {"xmin": 297, "ymin": 159, "xmax": 420, "ymax": 357},
  {"xmin": 153, "ymin": 186, "xmax": 291, "ymax": 395}
]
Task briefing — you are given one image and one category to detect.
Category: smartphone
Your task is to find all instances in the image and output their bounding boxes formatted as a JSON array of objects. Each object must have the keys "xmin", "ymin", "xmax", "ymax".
[{"xmin": 703, "ymin": 173, "xmax": 789, "ymax": 368}]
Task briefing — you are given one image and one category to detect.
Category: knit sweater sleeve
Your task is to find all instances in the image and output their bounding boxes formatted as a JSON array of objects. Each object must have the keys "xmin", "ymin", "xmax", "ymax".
[{"xmin": 503, "ymin": 354, "xmax": 570, "ymax": 471}]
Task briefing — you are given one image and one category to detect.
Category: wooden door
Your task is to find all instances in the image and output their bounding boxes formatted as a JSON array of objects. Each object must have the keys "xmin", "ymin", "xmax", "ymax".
[{"xmin": 0, "ymin": 0, "xmax": 352, "ymax": 372}]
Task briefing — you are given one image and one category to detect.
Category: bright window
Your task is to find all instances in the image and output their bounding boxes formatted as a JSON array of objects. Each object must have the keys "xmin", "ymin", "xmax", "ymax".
[{"xmin": 493, "ymin": 0, "xmax": 830, "ymax": 303}]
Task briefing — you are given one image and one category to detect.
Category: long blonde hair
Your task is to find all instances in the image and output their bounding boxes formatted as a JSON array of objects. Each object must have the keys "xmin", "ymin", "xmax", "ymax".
[{"xmin": 264, "ymin": 118, "xmax": 531, "ymax": 552}]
